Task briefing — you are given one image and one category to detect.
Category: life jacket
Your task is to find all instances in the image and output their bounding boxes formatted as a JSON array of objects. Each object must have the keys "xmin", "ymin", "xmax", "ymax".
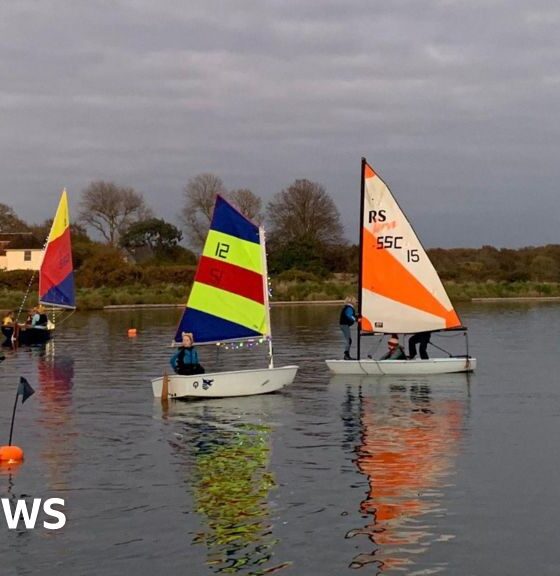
[
  {"xmin": 37, "ymin": 313, "xmax": 49, "ymax": 326},
  {"xmin": 339, "ymin": 304, "xmax": 355, "ymax": 326},
  {"xmin": 177, "ymin": 346, "xmax": 195, "ymax": 371}
]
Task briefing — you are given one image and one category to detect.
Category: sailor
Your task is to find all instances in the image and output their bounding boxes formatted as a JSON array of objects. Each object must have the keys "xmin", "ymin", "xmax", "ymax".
[
  {"xmin": 339, "ymin": 296, "xmax": 358, "ymax": 360},
  {"xmin": 380, "ymin": 335, "xmax": 407, "ymax": 360},
  {"xmin": 35, "ymin": 305, "xmax": 49, "ymax": 327},
  {"xmin": 1, "ymin": 311, "xmax": 15, "ymax": 343},
  {"xmin": 408, "ymin": 331, "xmax": 431, "ymax": 360},
  {"xmin": 170, "ymin": 332, "xmax": 205, "ymax": 375}
]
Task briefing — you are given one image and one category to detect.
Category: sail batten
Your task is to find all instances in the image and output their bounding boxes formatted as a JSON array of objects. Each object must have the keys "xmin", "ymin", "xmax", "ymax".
[
  {"xmin": 175, "ymin": 195, "xmax": 269, "ymax": 344},
  {"xmin": 39, "ymin": 190, "xmax": 75, "ymax": 309},
  {"xmin": 360, "ymin": 160, "xmax": 461, "ymax": 335}
]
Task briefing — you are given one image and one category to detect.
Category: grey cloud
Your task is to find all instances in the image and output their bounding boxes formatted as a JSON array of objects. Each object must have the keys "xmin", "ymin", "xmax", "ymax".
[{"xmin": 1, "ymin": 0, "xmax": 560, "ymax": 247}]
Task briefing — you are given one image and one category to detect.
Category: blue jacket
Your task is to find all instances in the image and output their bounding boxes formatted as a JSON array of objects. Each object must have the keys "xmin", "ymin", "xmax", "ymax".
[
  {"xmin": 170, "ymin": 346, "xmax": 199, "ymax": 372},
  {"xmin": 340, "ymin": 304, "xmax": 357, "ymax": 326}
]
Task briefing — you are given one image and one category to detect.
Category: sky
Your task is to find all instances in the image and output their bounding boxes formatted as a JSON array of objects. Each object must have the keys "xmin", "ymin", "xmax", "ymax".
[{"xmin": 1, "ymin": 0, "xmax": 560, "ymax": 248}]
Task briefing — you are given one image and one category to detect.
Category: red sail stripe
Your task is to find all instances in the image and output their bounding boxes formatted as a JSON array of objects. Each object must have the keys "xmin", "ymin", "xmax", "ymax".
[
  {"xmin": 39, "ymin": 228, "xmax": 73, "ymax": 296},
  {"xmin": 195, "ymin": 255, "xmax": 264, "ymax": 304}
]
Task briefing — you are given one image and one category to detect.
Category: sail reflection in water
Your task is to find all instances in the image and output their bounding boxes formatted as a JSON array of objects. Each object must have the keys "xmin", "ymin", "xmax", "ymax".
[
  {"xmin": 37, "ymin": 342, "xmax": 76, "ymax": 490},
  {"xmin": 169, "ymin": 402, "xmax": 290, "ymax": 575},
  {"xmin": 346, "ymin": 382, "xmax": 467, "ymax": 573}
]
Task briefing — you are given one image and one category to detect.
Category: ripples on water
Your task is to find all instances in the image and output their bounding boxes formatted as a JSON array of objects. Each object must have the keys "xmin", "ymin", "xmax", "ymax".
[{"xmin": 2, "ymin": 303, "xmax": 560, "ymax": 575}]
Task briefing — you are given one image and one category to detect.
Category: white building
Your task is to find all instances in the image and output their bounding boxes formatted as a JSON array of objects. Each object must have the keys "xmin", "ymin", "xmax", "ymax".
[{"xmin": 0, "ymin": 233, "xmax": 43, "ymax": 271}]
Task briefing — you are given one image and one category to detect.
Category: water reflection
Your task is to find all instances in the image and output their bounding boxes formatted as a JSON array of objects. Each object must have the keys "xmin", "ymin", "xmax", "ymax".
[
  {"xmin": 341, "ymin": 378, "xmax": 468, "ymax": 573},
  {"xmin": 36, "ymin": 341, "xmax": 76, "ymax": 490},
  {"xmin": 166, "ymin": 398, "xmax": 290, "ymax": 575}
]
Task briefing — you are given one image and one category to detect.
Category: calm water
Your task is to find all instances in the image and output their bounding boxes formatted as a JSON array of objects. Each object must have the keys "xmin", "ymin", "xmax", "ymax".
[{"xmin": 1, "ymin": 303, "xmax": 559, "ymax": 575}]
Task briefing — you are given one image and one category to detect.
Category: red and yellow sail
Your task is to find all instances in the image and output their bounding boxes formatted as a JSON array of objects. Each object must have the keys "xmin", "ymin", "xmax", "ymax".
[{"xmin": 39, "ymin": 190, "xmax": 75, "ymax": 309}]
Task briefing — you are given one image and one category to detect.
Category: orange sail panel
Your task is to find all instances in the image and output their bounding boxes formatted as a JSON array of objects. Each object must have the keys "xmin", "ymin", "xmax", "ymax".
[
  {"xmin": 39, "ymin": 190, "xmax": 75, "ymax": 309},
  {"xmin": 360, "ymin": 161, "xmax": 461, "ymax": 333}
]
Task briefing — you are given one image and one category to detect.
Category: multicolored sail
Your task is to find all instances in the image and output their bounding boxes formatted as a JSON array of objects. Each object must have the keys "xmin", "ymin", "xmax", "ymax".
[
  {"xmin": 175, "ymin": 195, "xmax": 269, "ymax": 344},
  {"xmin": 360, "ymin": 159, "xmax": 461, "ymax": 334},
  {"xmin": 39, "ymin": 190, "xmax": 76, "ymax": 309}
]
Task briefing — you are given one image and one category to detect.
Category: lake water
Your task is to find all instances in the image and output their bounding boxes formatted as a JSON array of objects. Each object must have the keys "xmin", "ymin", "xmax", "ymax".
[{"xmin": 0, "ymin": 302, "xmax": 559, "ymax": 575}]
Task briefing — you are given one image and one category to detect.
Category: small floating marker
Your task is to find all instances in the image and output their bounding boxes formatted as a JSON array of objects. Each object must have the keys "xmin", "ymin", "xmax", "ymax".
[
  {"xmin": 128, "ymin": 328, "xmax": 137, "ymax": 337},
  {"xmin": 0, "ymin": 445, "xmax": 24, "ymax": 463}
]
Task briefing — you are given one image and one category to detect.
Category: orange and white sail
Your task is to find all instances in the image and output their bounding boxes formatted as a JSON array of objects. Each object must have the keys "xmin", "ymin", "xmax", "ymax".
[{"xmin": 360, "ymin": 159, "xmax": 461, "ymax": 334}]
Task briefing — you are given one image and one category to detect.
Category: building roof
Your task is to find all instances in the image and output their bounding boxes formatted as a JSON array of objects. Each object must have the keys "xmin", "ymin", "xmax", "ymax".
[{"xmin": 0, "ymin": 233, "xmax": 43, "ymax": 253}]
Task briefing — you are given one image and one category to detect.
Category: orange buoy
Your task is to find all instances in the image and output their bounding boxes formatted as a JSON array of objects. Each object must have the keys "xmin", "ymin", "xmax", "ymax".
[
  {"xmin": 128, "ymin": 328, "xmax": 137, "ymax": 337},
  {"xmin": 0, "ymin": 445, "xmax": 24, "ymax": 463}
]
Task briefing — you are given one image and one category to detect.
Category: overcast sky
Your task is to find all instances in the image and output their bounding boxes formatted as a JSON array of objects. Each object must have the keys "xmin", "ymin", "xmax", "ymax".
[{"xmin": 1, "ymin": 0, "xmax": 560, "ymax": 247}]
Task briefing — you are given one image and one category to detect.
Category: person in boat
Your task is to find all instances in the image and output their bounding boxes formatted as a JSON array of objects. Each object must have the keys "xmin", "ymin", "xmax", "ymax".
[
  {"xmin": 36, "ymin": 305, "xmax": 49, "ymax": 327},
  {"xmin": 170, "ymin": 332, "xmax": 205, "ymax": 376},
  {"xmin": 340, "ymin": 296, "xmax": 358, "ymax": 360},
  {"xmin": 25, "ymin": 307, "xmax": 35, "ymax": 324},
  {"xmin": 1, "ymin": 311, "xmax": 15, "ymax": 343},
  {"xmin": 29, "ymin": 306, "xmax": 48, "ymax": 328},
  {"xmin": 380, "ymin": 335, "xmax": 407, "ymax": 360},
  {"xmin": 408, "ymin": 331, "xmax": 431, "ymax": 360}
]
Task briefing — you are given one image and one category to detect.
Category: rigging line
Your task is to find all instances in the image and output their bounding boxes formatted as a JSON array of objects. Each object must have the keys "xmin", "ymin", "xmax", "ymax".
[
  {"xmin": 428, "ymin": 341, "xmax": 453, "ymax": 357},
  {"xmin": 15, "ymin": 270, "xmax": 38, "ymax": 323},
  {"xmin": 365, "ymin": 335, "xmax": 384, "ymax": 359},
  {"xmin": 16, "ymin": 227, "xmax": 51, "ymax": 323},
  {"xmin": 52, "ymin": 307, "xmax": 76, "ymax": 327}
]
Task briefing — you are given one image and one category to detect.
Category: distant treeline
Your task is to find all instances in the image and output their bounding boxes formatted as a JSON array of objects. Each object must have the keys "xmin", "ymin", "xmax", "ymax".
[
  {"xmin": 2, "ymin": 244, "xmax": 560, "ymax": 289},
  {"xmin": 3, "ymin": 174, "xmax": 560, "ymax": 307},
  {"xmin": 428, "ymin": 245, "xmax": 560, "ymax": 283}
]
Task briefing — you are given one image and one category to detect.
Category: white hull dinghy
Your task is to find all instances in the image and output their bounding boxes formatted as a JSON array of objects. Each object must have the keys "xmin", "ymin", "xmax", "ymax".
[
  {"xmin": 326, "ymin": 158, "xmax": 476, "ymax": 377},
  {"xmin": 152, "ymin": 365, "xmax": 299, "ymax": 399},
  {"xmin": 151, "ymin": 195, "xmax": 298, "ymax": 400},
  {"xmin": 326, "ymin": 357, "xmax": 475, "ymax": 376}
]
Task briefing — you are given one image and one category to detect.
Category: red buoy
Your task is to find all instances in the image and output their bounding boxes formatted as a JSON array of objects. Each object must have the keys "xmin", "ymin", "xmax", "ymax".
[{"xmin": 0, "ymin": 445, "xmax": 24, "ymax": 463}]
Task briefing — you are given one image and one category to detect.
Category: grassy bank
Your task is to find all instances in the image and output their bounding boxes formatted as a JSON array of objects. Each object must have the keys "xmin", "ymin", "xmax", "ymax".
[
  {"xmin": 3, "ymin": 280, "xmax": 560, "ymax": 312},
  {"xmin": 444, "ymin": 280, "xmax": 560, "ymax": 301}
]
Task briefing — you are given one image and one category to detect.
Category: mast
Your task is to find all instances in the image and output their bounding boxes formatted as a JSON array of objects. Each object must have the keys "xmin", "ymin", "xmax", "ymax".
[
  {"xmin": 357, "ymin": 157, "xmax": 366, "ymax": 360},
  {"xmin": 260, "ymin": 226, "xmax": 274, "ymax": 368}
]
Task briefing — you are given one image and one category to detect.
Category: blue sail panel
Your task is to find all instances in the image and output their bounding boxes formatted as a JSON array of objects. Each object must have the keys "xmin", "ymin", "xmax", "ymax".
[
  {"xmin": 40, "ymin": 272, "xmax": 76, "ymax": 308},
  {"xmin": 211, "ymin": 195, "xmax": 260, "ymax": 244},
  {"xmin": 175, "ymin": 308, "xmax": 262, "ymax": 344}
]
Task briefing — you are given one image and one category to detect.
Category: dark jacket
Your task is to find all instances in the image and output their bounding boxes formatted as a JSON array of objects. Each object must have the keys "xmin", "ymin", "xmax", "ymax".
[{"xmin": 339, "ymin": 304, "xmax": 357, "ymax": 326}]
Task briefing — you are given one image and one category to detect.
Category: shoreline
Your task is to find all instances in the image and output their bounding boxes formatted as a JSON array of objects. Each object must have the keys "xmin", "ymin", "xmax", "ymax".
[
  {"xmin": 102, "ymin": 296, "xmax": 560, "ymax": 310},
  {"xmin": 103, "ymin": 300, "xmax": 345, "ymax": 310},
  {"xmin": 471, "ymin": 296, "xmax": 560, "ymax": 302}
]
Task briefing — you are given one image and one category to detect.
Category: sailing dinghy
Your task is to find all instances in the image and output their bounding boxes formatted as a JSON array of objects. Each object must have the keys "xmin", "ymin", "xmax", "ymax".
[
  {"xmin": 151, "ymin": 195, "xmax": 298, "ymax": 399},
  {"xmin": 15, "ymin": 190, "xmax": 76, "ymax": 345},
  {"xmin": 326, "ymin": 158, "xmax": 476, "ymax": 376}
]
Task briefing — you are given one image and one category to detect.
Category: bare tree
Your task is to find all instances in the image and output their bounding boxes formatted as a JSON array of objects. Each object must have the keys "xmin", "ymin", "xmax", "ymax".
[
  {"xmin": 182, "ymin": 173, "xmax": 226, "ymax": 250},
  {"xmin": 266, "ymin": 179, "xmax": 344, "ymax": 246},
  {"xmin": 79, "ymin": 181, "xmax": 152, "ymax": 245},
  {"xmin": 0, "ymin": 203, "xmax": 29, "ymax": 233},
  {"xmin": 229, "ymin": 188, "xmax": 263, "ymax": 224}
]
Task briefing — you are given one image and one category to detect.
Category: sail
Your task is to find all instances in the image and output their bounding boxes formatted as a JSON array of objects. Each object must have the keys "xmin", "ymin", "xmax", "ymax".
[
  {"xmin": 175, "ymin": 195, "xmax": 269, "ymax": 344},
  {"xmin": 39, "ymin": 190, "xmax": 76, "ymax": 309},
  {"xmin": 360, "ymin": 159, "xmax": 461, "ymax": 334}
]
